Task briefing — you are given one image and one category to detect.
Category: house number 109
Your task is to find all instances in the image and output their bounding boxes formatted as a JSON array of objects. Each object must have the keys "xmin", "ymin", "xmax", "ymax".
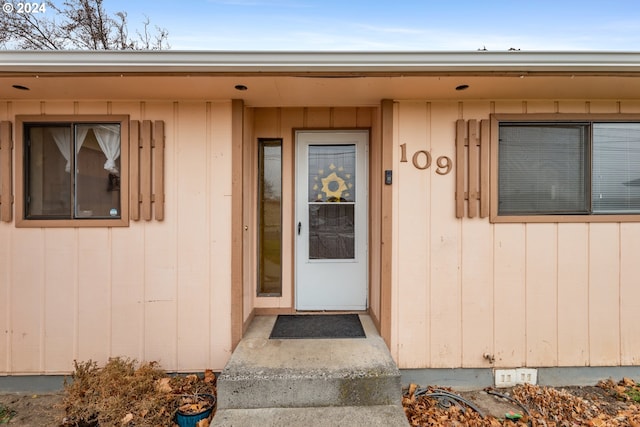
[{"xmin": 399, "ymin": 143, "xmax": 453, "ymax": 175}]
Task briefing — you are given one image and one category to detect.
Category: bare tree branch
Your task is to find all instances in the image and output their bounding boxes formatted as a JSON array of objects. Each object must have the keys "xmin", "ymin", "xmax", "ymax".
[
  {"xmin": 1, "ymin": 2, "xmax": 63, "ymax": 49},
  {"xmin": 0, "ymin": 0, "xmax": 169, "ymax": 50}
]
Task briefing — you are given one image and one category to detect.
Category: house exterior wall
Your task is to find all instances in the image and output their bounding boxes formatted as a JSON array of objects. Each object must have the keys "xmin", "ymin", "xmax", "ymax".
[
  {"xmin": 2, "ymin": 95, "xmax": 639, "ymax": 376},
  {"xmin": 0, "ymin": 100, "xmax": 234, "ymax": 374},
  {"xmin": 391, "ymin": 99, "xmax": 640, "ymax": 370}
]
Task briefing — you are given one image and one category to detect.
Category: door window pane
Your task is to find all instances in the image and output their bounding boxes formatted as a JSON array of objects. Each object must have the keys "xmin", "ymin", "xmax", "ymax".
[
  {"xmin": 308, "ymin": 144, "xmax": 356, "ymax": 203},
  {"xmin": 307, "ymin": 144, "xmax": 356, "ymax": 260},
  {"xmin": 309, "ymin": 204, "xmax": 354, "ymax": 259}
]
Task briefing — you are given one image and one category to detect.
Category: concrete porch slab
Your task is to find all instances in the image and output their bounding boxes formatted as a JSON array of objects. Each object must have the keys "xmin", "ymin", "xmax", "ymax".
[{"xmin": 216, "ymin": 314, "xmax": 403, "ymax": 409}]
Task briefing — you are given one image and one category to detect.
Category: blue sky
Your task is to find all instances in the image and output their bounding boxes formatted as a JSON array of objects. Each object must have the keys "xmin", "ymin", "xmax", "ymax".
[{"xmin": 104, "ymin": 0, "xmax": 640, "ymax": 50}]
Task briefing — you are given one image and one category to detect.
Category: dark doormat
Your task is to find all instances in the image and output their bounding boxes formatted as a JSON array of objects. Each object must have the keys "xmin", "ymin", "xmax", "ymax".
[{"xmin": 269, "ymin": 314, "xmax": 366, "ymax": 339}]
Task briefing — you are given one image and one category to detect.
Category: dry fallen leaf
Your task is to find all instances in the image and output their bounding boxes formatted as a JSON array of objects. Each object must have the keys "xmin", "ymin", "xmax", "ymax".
[
  {"xmin": 408, "ymin": 383, "xmax": 417, "ymax": 402},
  {"xmin": 155, "ymin": 377, "xmax": 172, "ymax": 393},
  {"xmin": 623, "ymin": 377, "xmax": 636, "ymax": 387},
  {"xmin": 121, "ymin": 413, "xmax": 133, "ymax": 425},
  {"xmin": 204, "ymin": 369, "xmax": 215, "ymax": 384},
  {"xmin": 196, "ymin": 418, "xmax": 210, "ymax": 427}
]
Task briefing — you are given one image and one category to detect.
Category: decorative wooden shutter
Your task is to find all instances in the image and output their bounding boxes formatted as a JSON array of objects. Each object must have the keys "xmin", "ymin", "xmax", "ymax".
[
  {"xmin": 153, "ymin": 121, "xmax": 165, "ymax": 221},
  {"xmin": 0, "ymin": 121, "xmax": 12, "ymax": 222},
  {"xmin": 455, "ymin": 119, "xmax": 489, "ymax": 218},
  {"xmin": 130, "ymin": 120, "xmax": 140, "ymax": 220},
  {"xmin": 130, "ymin": 120, "xmax": 165, "ymax": 221}
]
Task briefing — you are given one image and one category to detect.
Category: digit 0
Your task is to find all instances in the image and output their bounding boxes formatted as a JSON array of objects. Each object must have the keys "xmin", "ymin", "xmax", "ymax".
[{"xmin": 412, "ymin": 150, "xmax": 432, "ymax": 170}]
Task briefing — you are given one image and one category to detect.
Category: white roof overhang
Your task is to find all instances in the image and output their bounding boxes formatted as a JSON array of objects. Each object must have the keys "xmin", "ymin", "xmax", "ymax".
[
  {"xmin": 3, "ymin": 50, "xmax": 640, "ymax": 74},
  {"xmin": 2, "ymin": 50, "xmax": 640, "ymax": 106}
]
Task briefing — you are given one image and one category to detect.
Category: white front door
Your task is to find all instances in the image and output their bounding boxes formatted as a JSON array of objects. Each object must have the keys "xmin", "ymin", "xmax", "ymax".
[{"xmin": 295, "ymin": 130, "xmax": 368, "ymax": 311}]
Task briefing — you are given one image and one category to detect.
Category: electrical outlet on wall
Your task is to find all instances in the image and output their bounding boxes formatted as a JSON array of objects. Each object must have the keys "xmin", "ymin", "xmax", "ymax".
[
  {"xmin": 516, "ymin": 368, "xmax": 538, "ymax": 385},
  {"xmin": 494, "ymin": 369, "xmax": 517, "ymax": 387},
  {"xmin": 494, "ymin": 368, "xmax": 538, "ymax": 387}
]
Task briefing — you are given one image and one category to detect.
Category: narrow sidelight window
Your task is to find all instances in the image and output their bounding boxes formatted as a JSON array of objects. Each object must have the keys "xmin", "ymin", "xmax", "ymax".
[{"xmin": 257, "ymin": 139, "xmax": 282, "ymax": 296}]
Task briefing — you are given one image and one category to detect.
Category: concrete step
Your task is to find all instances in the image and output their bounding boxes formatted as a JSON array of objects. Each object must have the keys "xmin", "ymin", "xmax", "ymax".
[
  {"xmin": 216, "ymin": 315, "xmax": 403, "ymax": 410},
  {"xmin": 211, "ymin": 405, "xmax": 410, "ymax": 427}
]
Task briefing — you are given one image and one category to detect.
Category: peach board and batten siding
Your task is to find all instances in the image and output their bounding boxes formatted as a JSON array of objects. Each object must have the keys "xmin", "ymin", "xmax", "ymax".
[
  {"xmin": 391, "ymin": 100, "xmax": 640, "ymax": 369},
  {"xmin": 2, "ymin": 98, "xmax": 640, "ymax": 376},
  {"xmin": 0, "ymin": 100, "xmax": 233, "ymax": 374}
]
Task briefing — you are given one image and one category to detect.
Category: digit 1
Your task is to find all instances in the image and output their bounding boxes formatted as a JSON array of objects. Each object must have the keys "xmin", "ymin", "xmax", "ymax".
[{"xmin": 400, "ymin": 143, "xmax": 408, "ymax": 162}]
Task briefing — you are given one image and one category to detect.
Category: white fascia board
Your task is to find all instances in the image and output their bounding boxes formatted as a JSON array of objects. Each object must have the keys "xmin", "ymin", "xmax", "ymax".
[{"xmin": 1, "ymin": 50, "xmax": 640, "ymax": 74}]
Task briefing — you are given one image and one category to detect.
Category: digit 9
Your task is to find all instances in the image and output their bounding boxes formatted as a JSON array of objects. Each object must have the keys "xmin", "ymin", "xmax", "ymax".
[{"xmin": 435, "ymin": 156, "xmax": 452, "ymax": 175}]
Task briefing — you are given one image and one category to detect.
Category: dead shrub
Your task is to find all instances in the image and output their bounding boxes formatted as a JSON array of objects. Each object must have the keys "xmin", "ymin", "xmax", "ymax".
[{"xmin": 62, "ymin": 357, "xmax": 216, "ymax": 427}]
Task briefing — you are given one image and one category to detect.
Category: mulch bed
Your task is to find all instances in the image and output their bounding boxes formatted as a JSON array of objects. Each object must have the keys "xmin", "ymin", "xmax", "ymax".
[{"xmin": 403, "ymin": 378, "xmax": 640, "ymax": 426}]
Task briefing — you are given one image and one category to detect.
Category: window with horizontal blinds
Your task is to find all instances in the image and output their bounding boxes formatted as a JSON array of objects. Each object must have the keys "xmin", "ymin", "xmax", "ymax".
[
  {"xmin": 592, "ymin": 123, "xmax": 640, "ymax": 213},
  {"xmin": 498, "ymin": 124, "xmax": 588, "ymax": 215},
  {"xmin": 497, "ymin": 120, "xmax": 640, "ymax": 217}
]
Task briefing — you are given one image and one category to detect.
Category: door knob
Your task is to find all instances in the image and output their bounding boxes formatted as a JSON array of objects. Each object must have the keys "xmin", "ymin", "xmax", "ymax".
[{"xmin": 297, "ymin": 222, "xmax": 302, "ymax": 235}]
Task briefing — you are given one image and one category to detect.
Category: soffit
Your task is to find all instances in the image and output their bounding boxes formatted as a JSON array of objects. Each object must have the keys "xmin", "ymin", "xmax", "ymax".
[{"xmin": 3, "ymin": 74, "xmax": 640, "ymax": 106}]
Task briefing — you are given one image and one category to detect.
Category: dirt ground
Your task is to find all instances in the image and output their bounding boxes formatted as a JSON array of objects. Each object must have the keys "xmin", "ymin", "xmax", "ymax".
[
  {"xmin": 459, "ymin": 385, "xmax": 636, "ymax": 419},
  {"xmin": 0, "ymin": 392, "xmax": 66, "ymax": 426},
  {"xmin": 1, "ymin": 380, "xmax": 639, "ymax": 426}
]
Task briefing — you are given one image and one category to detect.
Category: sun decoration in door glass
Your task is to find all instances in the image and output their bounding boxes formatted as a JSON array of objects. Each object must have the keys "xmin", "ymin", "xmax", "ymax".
[
  {"xmin": 308, "ymin": 144, "xmax": 356, "ymax": 203},
  {"xmin": 313, "ymin": 163, "xmax": 354, "ymax": 202}
]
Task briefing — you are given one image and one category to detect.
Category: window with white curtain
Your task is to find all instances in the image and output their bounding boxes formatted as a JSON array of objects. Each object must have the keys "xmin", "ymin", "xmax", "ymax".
[
  {"xmin": 24, "ymin": 122, "xmax": 123, "ymax": 220},
  {"xmin": 497, "ymin": 120, "xmax": 640, "ymax": 217}
]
